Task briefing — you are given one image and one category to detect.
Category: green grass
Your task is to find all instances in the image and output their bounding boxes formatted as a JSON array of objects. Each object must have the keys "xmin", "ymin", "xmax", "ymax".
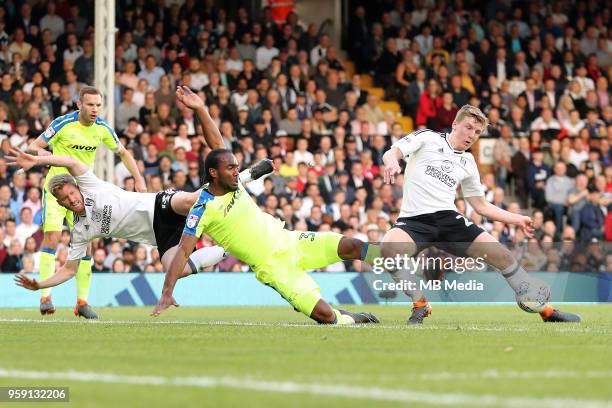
[{"xmin": 0, "ymin": 305, "xmax": 611, "ymax": 407}]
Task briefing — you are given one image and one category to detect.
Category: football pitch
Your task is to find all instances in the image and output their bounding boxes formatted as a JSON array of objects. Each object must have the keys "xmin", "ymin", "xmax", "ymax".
[{"xmin": 1, "ymin": 305, "xmax": 611, "ymax": 407}]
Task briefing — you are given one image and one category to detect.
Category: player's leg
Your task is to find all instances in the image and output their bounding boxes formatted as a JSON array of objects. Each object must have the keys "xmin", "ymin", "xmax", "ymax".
[
  {"xmin": 39, "ymin": 189, "xmax": 67, "ymax": 315},
  {"xmin": 381, "ymin": 226, "xmax": 432, "ymax": 323},
  {"xmin": 157, "ymin": 189, "xmax": 228, "ymax": 274},
  {"xmin": 293, "ymin": 231, "xmax": 380, "ymax": 269},
  {"xmin": 258, "ymin": 265, "xmax": 378, "ymax": 325},
  {"xmin": 466, "ymin": 232, "xmax": 580, "ymax": 322},
  {"xmin": 169, "ymin": 191, "xmax": 200, "ymax": 216},
  {"xmin": 291, "ymin": 231, "xmax": 379, "ymax": 323},
  {"xmin": 160, "ymin": 244, "xmax": 227, "ymax": 276},
  {"xmin": 73, "ymin": 243, "xmax": 97, "ymax": 319}
]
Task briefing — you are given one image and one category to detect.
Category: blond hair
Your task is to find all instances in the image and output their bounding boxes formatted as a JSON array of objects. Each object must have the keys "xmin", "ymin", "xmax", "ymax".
[
  {"xmin": 48, "ymin": 174, "xmax": 78, "ymax": 199},
  {"xmin": 455, "ymin": 104, "xmax": 488, "ymax": 130}
]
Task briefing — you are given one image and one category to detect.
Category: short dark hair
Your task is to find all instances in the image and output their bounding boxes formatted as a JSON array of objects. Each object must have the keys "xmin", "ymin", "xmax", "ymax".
[
  {"xmin": 203, "ymin": 148, "xmax": 233, "ymax": 184},
  {"xmin": 79, "ymin": 86, "xmax": 102, "ymax": 101}
]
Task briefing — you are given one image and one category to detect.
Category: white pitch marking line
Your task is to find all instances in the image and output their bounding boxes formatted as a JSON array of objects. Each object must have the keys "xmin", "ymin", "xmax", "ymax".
[
  {"xmin": 0, "ymin": 318, "xmax": 602, "ymax": 333},
  {"xmin": 0, "ymin": 368, "xmax": 611, "ymax": 408},
  {"xmin": 417, "ymin": 369, "xmax": 612, "ymax": 380}
]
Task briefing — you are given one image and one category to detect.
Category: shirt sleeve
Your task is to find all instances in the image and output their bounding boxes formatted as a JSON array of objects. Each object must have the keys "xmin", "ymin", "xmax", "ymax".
[
  {"xmin": 460, "ymin": 157, "xmax": 485, "ymax": 198},
  {"xmin": 96, "ymin": 118, "xmax": 121, "ymax": 152},
  {"xmin": 41, "ymin": 112, "xmax": 78, "ymax": 144},
  {"xmin": 391, "ymin": 130, "xmax": 430, "ymax": 158},
  {"xmin": 183, "ymin": 190, "xmax": 213, "ymax": 238}
]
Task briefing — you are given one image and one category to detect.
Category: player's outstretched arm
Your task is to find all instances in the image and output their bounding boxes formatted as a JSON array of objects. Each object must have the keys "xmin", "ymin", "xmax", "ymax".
[
  {"xmin": 466, "ymin": 196, "xmax": 534, "ymax": 238},
  {"xmin": 5, "ymin": 148, "xmax": 88, "ymax": 177},
  {"xmin": 151, "ymin": 233, "xmax": 198, "ymax": 317},
  {"xmin": 115, "ymin": 144, "xmax": 147, "ymax": 192},
  {"xmin": 14, "ymin": 260, "xmax": 80, "ymax": 290},
  {"xmin": 175, "ymin": 86, "xmax": 224, "ymax": 150}
]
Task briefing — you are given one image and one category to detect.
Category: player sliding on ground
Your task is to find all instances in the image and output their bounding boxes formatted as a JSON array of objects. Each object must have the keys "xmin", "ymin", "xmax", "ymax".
[
  {"xmin": 152, "ymin": 148, "xmax": 381, "ymax": 324},
  {"xmin": 382, "ymin": 104, "xmax": 581, "ymax": 324},
  {"xmin": 10, "ymin": 148, "xmax": 273, "ymax": 303},
  {"xmin": 148, "ymin": 87, "xmax": 380, "ymax": 325}
]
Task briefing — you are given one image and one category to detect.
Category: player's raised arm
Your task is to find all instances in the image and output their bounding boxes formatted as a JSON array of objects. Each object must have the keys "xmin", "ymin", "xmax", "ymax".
[
  {"xmin": 176, "ymin": 86, "xmax": 224, "ymax": 149},
  {"xmin": 151, "ymin": 233, "xmax": 198, "ymax": 316},
  {"xmin": 15, "ymin": 260, "xmax": 81, "ymax": 290},
  {"xmin": 5, "ymin": 148, "xmax": 88, "ymax": 177}
]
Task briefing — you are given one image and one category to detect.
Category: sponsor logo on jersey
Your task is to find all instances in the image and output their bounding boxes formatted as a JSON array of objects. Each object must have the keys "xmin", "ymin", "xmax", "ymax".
[
  {"xmin": 224, "ymin": 188, "xmax": 242, "ymax": 216},
  {"xmin": 460, "ymin": 157, "xmax": 467, "ymax": 167},
  {"xmin": 68, "ymin": 144, "xmax": 97, "ymax": 151},
  {"xmin": 101, "ymin": 205, "xmax": 112, "ymax": 234},
  {"xmin": 438, "ymin": 148, "xmax": 444, "ymax": 154},
  {"xmin": 425, "ymin": 165, "xmax": 457, "ymax": 188},
  {"xmin": 441, "ymin": 160, "xmax": 454, "ymax": 173},
  {"xmin": 161, "ymin": 194, "xmax": 170, "ymax": 209},
  {"xmin": 187, "ymin": 214, "xmax": 199, "ymax": 229}
]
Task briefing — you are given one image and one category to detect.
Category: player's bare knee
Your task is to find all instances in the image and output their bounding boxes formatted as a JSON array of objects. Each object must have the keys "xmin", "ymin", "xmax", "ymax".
[{"xmin": 337, "ymin": 237, "xmax": 361, "ymax": 260}]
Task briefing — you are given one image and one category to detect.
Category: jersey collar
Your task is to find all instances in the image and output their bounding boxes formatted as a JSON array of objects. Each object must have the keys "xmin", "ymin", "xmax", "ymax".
[{"xmin": 443, "ymin": 133, "xmax": 464, "ymax": 154}]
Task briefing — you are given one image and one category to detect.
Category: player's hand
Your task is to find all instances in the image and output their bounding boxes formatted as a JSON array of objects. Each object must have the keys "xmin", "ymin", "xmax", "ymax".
[
  {"xmin": 176, "ymin": 86, "xmax": 205, "ymax": 111},
  {"xmin": 383, "ymin": 161, "xmax": 402, "ymax": 184},
  {"xmin": 151, "ymin": 293, "xmax": 179, "ymax": 317},
  {"xmin": 14, "ymin": 274, "xmax": 39, "ymax": 291},
  {"xmin": 5, "ymin": 148, "xmax": 38, "ymax": 171},
  {"xmin": 135, "ymin": 179, "xmax": 148, "ymax": 193},
  {"xmin": 517, "ymin": 215, "xmax": 534, "ymax": 239}
]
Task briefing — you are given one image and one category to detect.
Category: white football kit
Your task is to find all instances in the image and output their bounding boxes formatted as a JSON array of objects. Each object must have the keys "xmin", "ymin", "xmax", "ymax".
[
  {"xmin": 67, "ymin": 171, "xmax": 157, "ymax": 260},
  {"xmin": 392, "ymin": 129, "xmax": 485, "ymax": 218}
]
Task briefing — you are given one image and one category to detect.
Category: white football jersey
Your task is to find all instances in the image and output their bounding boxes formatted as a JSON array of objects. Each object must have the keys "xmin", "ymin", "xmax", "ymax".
[
  {"xmin": 67, "ymin": 171, "xmax": 157, "ymax": 260},
  {"xmin": 392, "ymin": 129, "xmax": 484, "ymax": 218}
]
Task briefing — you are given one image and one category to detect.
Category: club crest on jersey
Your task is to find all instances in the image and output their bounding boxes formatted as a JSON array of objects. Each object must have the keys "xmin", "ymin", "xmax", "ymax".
[
  {"xmin": 187, "ymin": 214, "xmax": 199, "ymax": 229},
  {"xmin": 441, "ymin": 160, "xmax": 454, "ymax": 173},
  {"xmin": 85, "ymin": 198, "xmax": 94, "ymax": 206}
]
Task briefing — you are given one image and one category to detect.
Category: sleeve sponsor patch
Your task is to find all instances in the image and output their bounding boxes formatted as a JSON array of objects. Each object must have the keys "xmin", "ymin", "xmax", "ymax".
[{"xmin": 42, "ymin": 127, "xmax": 55, "ymax": 140}]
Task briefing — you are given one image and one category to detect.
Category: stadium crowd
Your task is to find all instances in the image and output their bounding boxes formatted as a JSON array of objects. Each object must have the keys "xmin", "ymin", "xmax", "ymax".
[{"xmin": 0, "ymin": 0, "xmax": 610, "ymax": 275}]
